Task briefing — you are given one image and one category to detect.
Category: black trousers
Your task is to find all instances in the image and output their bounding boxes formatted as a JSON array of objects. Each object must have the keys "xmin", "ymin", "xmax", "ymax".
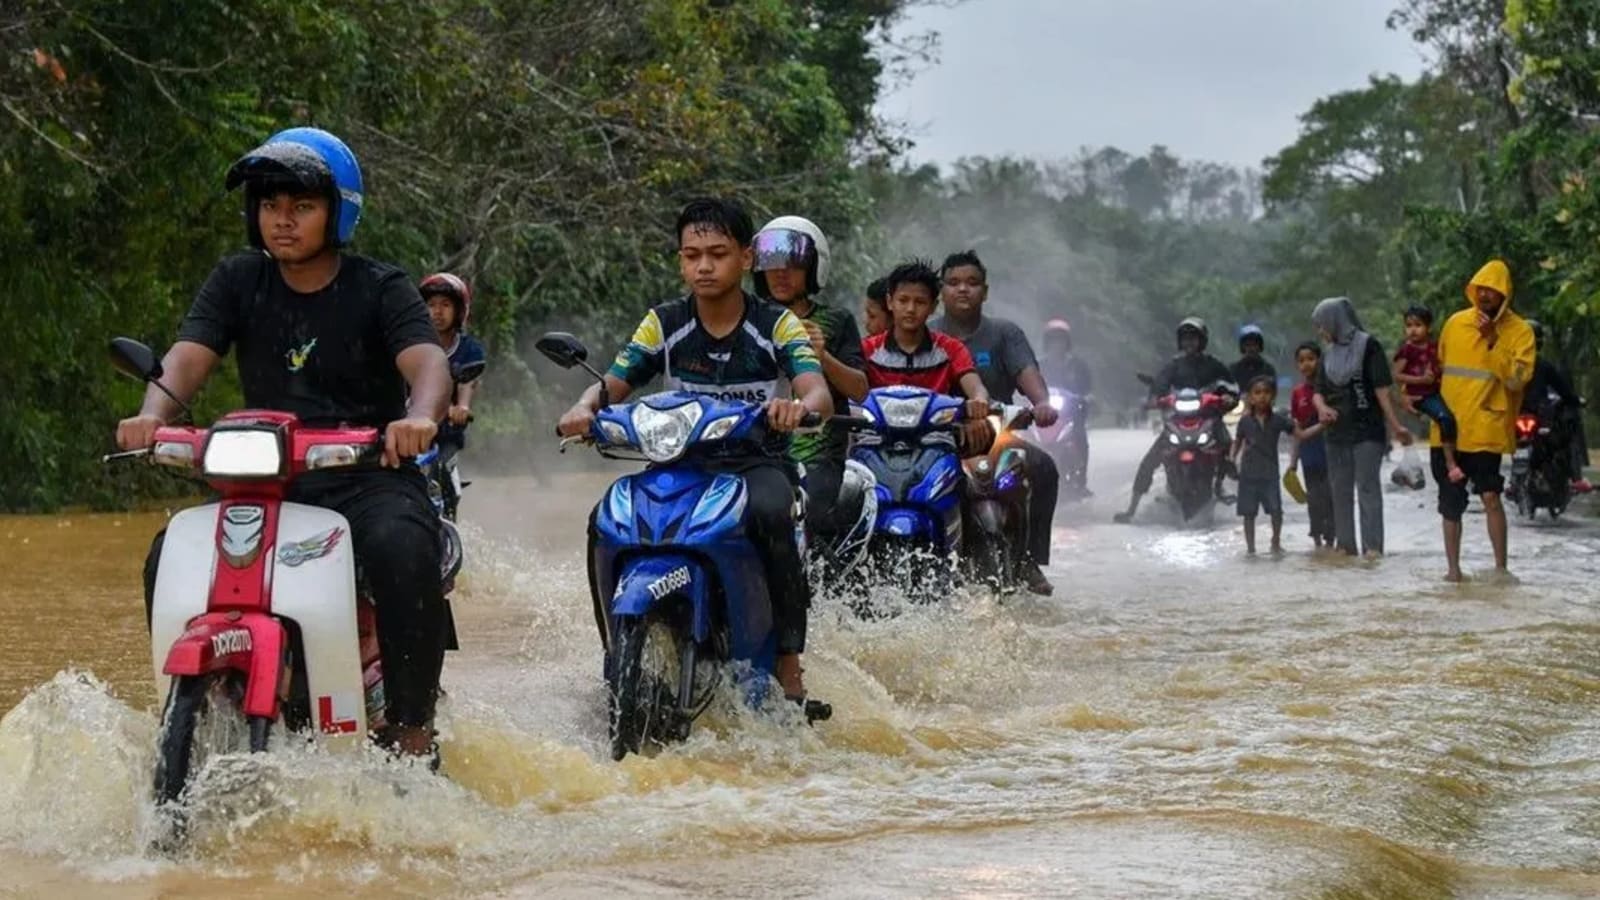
[
  {"xmin": 144, "ymin": 469, "xmax": 446, "ymax": 728},
  {"xmin": 802, "ymin": 457, "xmax": 849, "ymax": 540},
  {"xmin": 587, "ymin": 458, "xmax": 812, "ymax": 655},
  {"xmin": 994, "ymin": 431, "xmax": 1058, "ymax": 565}
]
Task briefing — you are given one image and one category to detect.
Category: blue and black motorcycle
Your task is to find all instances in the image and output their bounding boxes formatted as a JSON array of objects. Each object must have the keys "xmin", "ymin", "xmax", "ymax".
[
  {"xmin": 537, "ymin": 333, "xmax": 830, "ymax": 759},
  {"xmin": 849, "ymin": 386, "xmax": 994, "ymax": 604}
]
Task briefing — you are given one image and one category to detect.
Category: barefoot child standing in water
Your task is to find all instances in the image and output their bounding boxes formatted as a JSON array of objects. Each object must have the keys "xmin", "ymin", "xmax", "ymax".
[
  {"xmin": 1233, "ymin": 375, "xmax": 1295, "ymax": 554},
  {"xmin": 1289, "ymin": 342, "xmax": 1335, "ymax": 548}
]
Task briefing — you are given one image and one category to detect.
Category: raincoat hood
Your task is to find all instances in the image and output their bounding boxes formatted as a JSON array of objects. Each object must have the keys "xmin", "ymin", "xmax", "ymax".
[{"xmin": 1465, "ymin": 260, "xmax": 1514, "ymax": 320}]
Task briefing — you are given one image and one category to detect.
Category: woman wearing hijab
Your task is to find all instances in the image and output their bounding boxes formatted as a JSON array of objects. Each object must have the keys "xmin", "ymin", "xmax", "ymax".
[{"xmin": 1311, "ymin": 297, "xmax": 1413, "ymax": 556}]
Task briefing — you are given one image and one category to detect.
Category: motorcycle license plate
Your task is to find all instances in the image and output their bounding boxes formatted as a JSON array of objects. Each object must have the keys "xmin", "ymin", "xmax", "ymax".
[{"xmin": 1513, "ymin": 447, "xmax": 1531, "ymax": 461}]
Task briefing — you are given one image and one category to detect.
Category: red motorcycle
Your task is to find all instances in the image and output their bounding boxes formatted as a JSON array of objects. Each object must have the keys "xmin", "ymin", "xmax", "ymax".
[
  {"xmin": 1139, "ymin": 374, "xmax": 1236, "ymax": 521},
  {"xmin": 106, "ymin": 338, "xmax": 467, "ymax": 843}
]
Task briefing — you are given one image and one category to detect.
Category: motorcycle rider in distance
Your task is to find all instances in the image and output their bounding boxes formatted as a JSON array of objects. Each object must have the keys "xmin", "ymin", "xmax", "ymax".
[
  {"xmin": 421, "ymin": 272, "xmax": 486, "ymax": 474},
  {"xmin": 1231, "ymin": 323, "xmax": 1275, "ymax": 392},
  {"xmin": 1518, "ymin": 319, "xmax": 1592, "ymax": 494},
  {"xmin": 115, "ymin": 128, "xmax": 452, "ymax": 760},
  {"xmin": 556, "ymin": 198, "xmax": 832, "ymax": 706},
  {"xmin": 1114, "ymin": 317, "xmax": 1238, "ymax": 523},
  {"xmin": 931, "ymin": 250, "xmax": 1060, "ymax": 595},
  {"xmin": 1039, "ymin": 317, "xmax": 1093, "ymax": 498},
  {"xmin": 751, "ymin": 215, "xmax": 868, "ymax": 548}
]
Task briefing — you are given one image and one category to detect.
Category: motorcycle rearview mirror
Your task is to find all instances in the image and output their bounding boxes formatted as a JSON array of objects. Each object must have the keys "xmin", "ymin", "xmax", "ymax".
[
  {"xmin": 452, "ymin": 360, "xmax": 487, "ymax": 384},
  {"xmin": 109, "ymin": 337, "xmax": 162, "ymax": 382},
  {"xmin": 536, "ymin": 331, "xmax": 610, "ymax": 406},
  {"xmin": 1136, "ymin": 372, "xmax": 1154, "ymax": 387},
  {"xmin": 536, "ymin": 332, "xmax": 588, "ymax": 370},
  {"xmin": 108, "ymin": 336, "xmax": 194, "ymax": 421}
]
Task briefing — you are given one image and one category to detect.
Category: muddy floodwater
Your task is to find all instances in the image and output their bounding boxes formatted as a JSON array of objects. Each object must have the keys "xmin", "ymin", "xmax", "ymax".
[{"xmin": 2, "ymin": 428, "xmax": 1599, "ymax": 898}]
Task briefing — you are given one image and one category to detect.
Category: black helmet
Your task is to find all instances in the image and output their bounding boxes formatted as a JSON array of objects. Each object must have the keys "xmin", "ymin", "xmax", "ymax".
[{"xmin": 1177, "ymin": 316, "xmax": 1209, "ymax": 351}]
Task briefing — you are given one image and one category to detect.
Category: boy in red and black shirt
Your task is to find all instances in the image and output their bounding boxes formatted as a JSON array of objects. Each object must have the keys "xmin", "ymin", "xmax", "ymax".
[
  {"xmin": 862, "ymin": 259, "xmax": 991, "ymax": 415},
  {"xmin": 1393, "ymin": 304, "xmax": 1462, "ymax": 483}
]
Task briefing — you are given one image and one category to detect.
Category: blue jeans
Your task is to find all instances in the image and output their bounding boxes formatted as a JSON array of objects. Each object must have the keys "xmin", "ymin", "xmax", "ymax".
[{"xmin": 1414, "ymin": 393, "xmax": 1457, "ymax": 445}]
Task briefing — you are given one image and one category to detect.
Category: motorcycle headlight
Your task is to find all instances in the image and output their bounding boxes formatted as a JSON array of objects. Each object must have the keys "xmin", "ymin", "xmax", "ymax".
[
  {"xmin": 878, "ymin": 394, "xmax": 931, "ymax": 429},
  {"xmin": 306, "ymin": 443, "xmax": 364, "ymax": 471},
  {"xmin": 1197, "ymin": 431, "xmax": 1210, "ymax": 445},
  {"xmin": 203, "ymin": 429, "xmax": 283, "ymax": 478},
  {"xmin": 599, "ymin": 420, "xmax": 629, "ymax": 445},
  {"xmin": 701, "ymin": 414, "xmax": 740, "ymax": 443},
  {"xmin": 1174, "ymin": 398, "xmax": 1202, "ymax": 414},
  {"xmin": 631, "ymin": 402, "xmax": 703, "ymax": 462},
  {"xmin": 1048, "ymin": 394, "xmax": 1065, "ymax": 411},
  {"xmin": 1168, "ymin": 432, "xmax": 1180, "ymax": 445}
]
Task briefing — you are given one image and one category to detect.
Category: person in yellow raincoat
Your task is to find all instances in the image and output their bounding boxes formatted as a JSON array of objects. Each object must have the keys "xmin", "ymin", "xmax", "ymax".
[{"xmin": 1434, "ymin": 259, "xmax": 1537, "ymax": 582}]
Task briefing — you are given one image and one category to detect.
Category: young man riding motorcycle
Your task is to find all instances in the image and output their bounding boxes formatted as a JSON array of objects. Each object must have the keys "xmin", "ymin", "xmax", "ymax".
[
  {"xmin": 115, "ymin": 128, "xmax": 453, "ymax": 759},
  {"xmin": 556, "ymin": 198, "xmax": 833, "ymax": 706},
  {"xmin": 930, "ymin": 251, "xmax": 1059, "ymax": 595},
  {"xmin": 751, "ymin": 216, "xmax": 868, "ymax": 546},
  {"xmin": 1114, "ymin": 316, "xmax": 1238, "ymax": 523},
  {"xmin": 1039, "ymin": 317, "xmax": 1093, "ymax": 496},
  {"xmin": 1230, "ymin": 324, "xmax": 1276, "ymax": 392}
]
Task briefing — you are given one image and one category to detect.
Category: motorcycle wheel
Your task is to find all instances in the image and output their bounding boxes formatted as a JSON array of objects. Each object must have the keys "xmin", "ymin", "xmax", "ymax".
[
  {"xmin": 607, "ymin": 617, "xmax": 679, "ymax": 761},
  {"xmin": 968, "ymin": 531, "xmax": 1016, "ymax": 595},
  {"xmin": 151, "ymin": 672, "xmax": 270, "ymax": 848}
]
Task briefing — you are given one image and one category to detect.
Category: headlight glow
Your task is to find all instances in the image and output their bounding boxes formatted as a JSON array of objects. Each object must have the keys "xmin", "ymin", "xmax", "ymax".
[
  {"xmin": 631, "ymin": 402, "xmax": 703, "ymax": 462},
  {"xmin": 1168, "ymin": 432, "xmax": 1180, "ymax": 445},
  {"xmin": 878, "ymin": 395, "xmax": 931, "ymax": 429},
  {"xmin": 1197, "ymin": 431, "xmax": 1211, "ymax": 445},
  {"xmin": 1174, "ymin": 397, "xmax": 1202, "ymax": 414},
  {"xmin": 203, "ymin": 430, "xmax": 283, "ymax": 478}
]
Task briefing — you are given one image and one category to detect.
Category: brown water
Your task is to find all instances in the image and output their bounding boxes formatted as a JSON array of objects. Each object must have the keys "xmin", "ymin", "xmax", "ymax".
[{"xmin": 3, "ymin": 429, "xmax": 1600, "ymax": 898}]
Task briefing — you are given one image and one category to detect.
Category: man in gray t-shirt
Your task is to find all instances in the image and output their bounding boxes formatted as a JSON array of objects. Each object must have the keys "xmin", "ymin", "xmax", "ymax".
[{"xmin": 933, "ymin": 250, "xmax": 1062, "ymax": 596}]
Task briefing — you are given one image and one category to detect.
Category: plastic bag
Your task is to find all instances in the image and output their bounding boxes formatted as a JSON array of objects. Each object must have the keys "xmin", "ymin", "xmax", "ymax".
[{"xmin": 1391, "ymin": 446, "xmax": 1426, "ymax": 490}]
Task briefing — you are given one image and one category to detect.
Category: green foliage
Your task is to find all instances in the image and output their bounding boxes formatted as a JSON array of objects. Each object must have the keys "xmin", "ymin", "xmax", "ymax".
[{"xmin": 0, "ymin": 0, "xmax": 925, "ymax": 510}]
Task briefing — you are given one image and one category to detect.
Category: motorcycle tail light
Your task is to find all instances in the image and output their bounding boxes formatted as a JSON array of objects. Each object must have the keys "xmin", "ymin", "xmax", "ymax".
[{"xmin": 1515, "ymin": 415, "xmax": 1538, "ymax": 440}]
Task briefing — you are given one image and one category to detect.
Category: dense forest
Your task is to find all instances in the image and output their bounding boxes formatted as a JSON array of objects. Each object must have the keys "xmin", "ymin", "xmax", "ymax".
[{"xmin": 4, "ymin": 0, "xmax": 1598, "ymax": 510}]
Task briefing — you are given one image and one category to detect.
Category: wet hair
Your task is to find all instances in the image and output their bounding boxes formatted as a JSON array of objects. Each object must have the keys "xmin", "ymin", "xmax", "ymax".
[
  {"xmin": 1295, "ymin": 340, "xmax": 1322, "ymax": 359},
  {"xmin": 675, "ymin": 197, "xmax": 754, "ymax": 247},
  {"xmin": 886, "ymin": 259, "xmax": 941, "ymax": 300},
  {"xmin": 865, "ymin": 277, "xmax": 888, "ymax": 307},
  {"xmin": 1403, "ymin": 304, "xmax": 1434, "ymax": 327},
  {"xmin": 939, "ymin": 249, "xmax": 987, "ymax": 282},
  {"xmin": 1248, "ymin": 374, "xmax": 1277, "ymax": 394}
]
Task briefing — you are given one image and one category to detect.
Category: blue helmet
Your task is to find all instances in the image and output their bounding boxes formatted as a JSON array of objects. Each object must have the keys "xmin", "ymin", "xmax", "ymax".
[
  {"xmin": 1237, "ymin": 322, "xmax": 1264, "ymax": 351},
  {"xmin": 225, "ymin": 127, "xmax": 364, "ymax": 249}
]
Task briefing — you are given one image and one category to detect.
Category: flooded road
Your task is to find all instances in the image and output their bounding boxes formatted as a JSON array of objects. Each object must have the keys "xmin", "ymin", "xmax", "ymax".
[{"xmin": 3, "ymin": 428, "xmax": 1600, "ymax": 897}]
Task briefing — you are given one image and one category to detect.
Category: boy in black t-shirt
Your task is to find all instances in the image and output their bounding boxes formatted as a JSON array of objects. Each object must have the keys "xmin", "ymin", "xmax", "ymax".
[
  {"xmin": 1232, "ymin": 376, "xmax": 1294, "ymax": 554},
  {"xmin": 115, "ymin": 128, "xmax": 452, "ymax": 761}
]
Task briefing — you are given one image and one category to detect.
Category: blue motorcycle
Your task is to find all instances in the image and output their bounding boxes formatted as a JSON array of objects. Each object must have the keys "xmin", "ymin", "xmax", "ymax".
[
  {"xmin": 537, "ymin": 333, "xmax": 825, "ymax": 759},
  {"xmin": 849, "ymin": 386, "xmax": 976, "ymax": 604}
]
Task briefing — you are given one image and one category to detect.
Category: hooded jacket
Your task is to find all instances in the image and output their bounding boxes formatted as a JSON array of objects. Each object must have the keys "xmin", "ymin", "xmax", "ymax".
[{"xmin": 1435, "ymin": 260, "xmax": 1537, "ymax": 454}]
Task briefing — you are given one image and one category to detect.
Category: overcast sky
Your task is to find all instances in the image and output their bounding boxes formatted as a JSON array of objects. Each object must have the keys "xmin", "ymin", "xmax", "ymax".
[{"xmin": 878, "ymin": 0, "xmax": 1427, "ymax": 171}]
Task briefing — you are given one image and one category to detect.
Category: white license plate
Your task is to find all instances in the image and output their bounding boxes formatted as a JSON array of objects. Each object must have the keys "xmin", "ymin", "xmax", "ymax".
[{"xmin": 1513, "ymin": 447, "xmax": 1531, "ymax": 461}]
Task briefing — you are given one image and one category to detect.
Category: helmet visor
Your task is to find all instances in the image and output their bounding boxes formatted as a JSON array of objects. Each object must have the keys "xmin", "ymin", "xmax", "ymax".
[
  {"xmin": 225, "ymin": 141, "xmax": 332, "ymax": 193},
  {"xmin": 753, "ymin": 229, "xmax": 816, "ymax": 273}
]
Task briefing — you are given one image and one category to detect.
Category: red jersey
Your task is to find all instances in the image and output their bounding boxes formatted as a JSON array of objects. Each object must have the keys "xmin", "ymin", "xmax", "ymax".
[
  {"xmin": 1290, "ymin": 382, "xmax": 1318, "ymax": 427},
  {"xmin": 1393, "ymin": 339, "xmax": 1440, "ymax": 400},
  {"xmin": 862, "ymin": 330, "xmax": 976, "ymax": 395}
]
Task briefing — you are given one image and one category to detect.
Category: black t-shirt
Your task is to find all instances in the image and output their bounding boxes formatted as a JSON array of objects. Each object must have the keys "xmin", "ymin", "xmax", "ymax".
[
  {"xmin": 177, "ymin": 252, "xmax": 437, "ymax": 426},
  {"xmin": 1230, "ymin": 356, "xmax": 1277, "ymax": 392},
  {"xmin": 1315, "ymin": 338, "xmax": 1393, "ymax": 445},
  {"xmin": 1152, "ymin": 352, "xmax": 1233, "ymax": 396},
  {"xmin": 789, "ymin": 300, "xmax": 863, "ymax": 464}
]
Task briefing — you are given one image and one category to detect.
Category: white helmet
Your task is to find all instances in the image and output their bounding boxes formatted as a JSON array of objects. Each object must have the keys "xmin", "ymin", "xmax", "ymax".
[{"xmin": 753, "ymin": 215, "xmax": 831, "ymax": 297}]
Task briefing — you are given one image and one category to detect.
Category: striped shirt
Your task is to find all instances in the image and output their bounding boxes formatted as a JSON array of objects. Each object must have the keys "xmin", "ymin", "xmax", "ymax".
[{"xmin": 862, "ymin": 330, "xmax": 976, "ymax": 395}]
